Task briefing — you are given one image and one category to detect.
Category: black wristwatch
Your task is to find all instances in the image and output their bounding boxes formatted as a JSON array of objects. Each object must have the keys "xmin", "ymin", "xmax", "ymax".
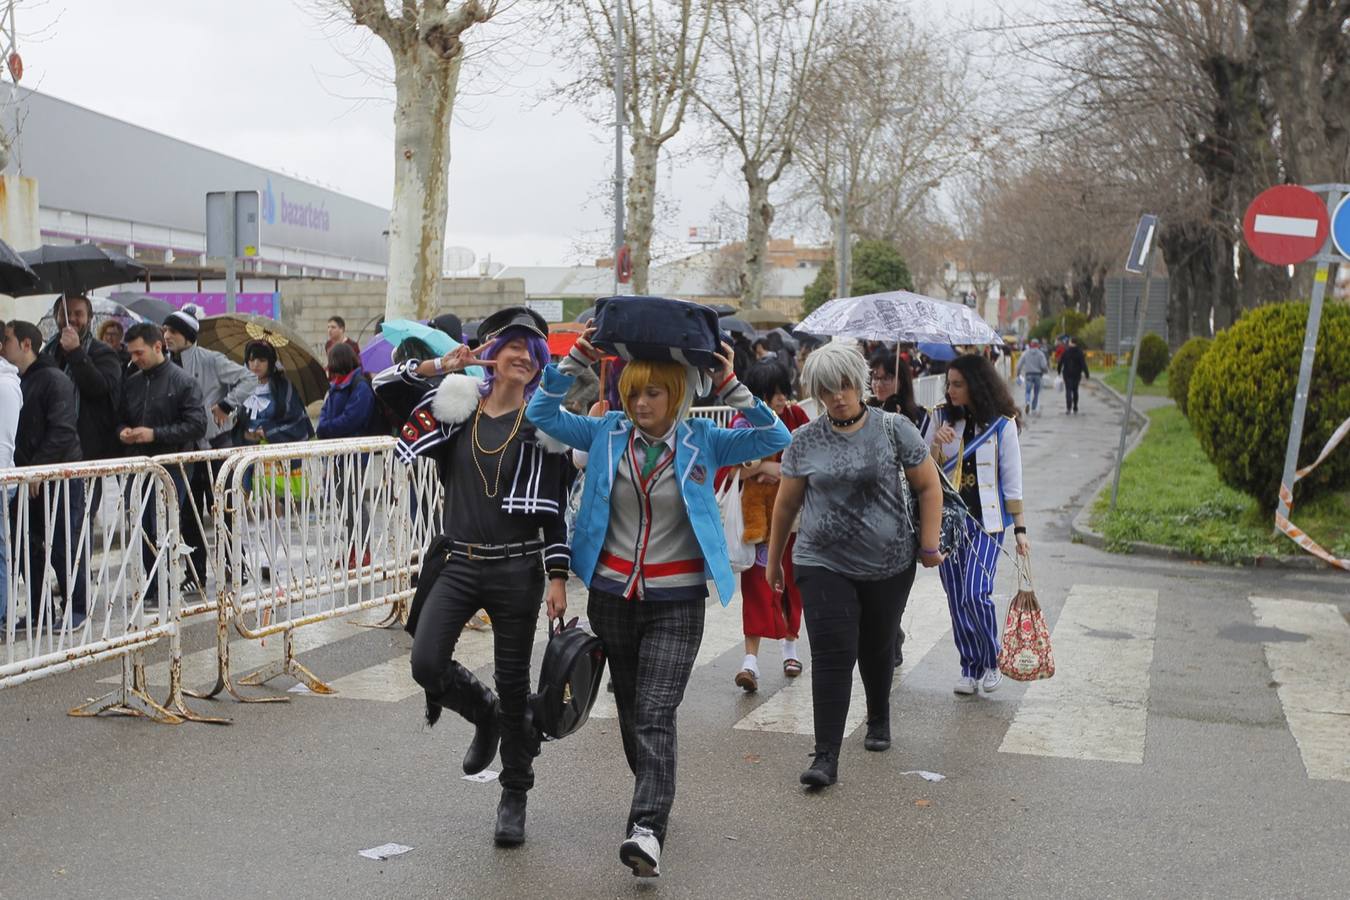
[{"xmin": 1013, "ymin": 526, "xmax": 1027, "ymax": 535}]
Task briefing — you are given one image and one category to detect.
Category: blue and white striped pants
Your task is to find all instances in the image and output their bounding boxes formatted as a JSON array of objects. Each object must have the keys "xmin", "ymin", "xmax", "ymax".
[{"xmin": 938, "ymin": 517, "xmax": 1003, "ymax": 678}]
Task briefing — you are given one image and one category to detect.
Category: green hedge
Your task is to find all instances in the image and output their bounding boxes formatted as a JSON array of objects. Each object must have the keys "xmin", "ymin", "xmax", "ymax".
[
  {"xmin": 1188, "ymin": 301, "xmax": 1350, "ymax": 509},
  {"xmin": 1167, "ymin": 336, "xmax": 1211, "ymax": 416},
  {"xmin": 1136, "ymin": 332, "xmax": 1169, "ymax": 385}
]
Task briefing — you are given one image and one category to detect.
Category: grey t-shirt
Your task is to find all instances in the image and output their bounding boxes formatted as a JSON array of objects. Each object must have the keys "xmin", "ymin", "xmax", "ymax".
[{"xmin": 781, "ymin": 408, "xmax": 929, "ymax": 579}]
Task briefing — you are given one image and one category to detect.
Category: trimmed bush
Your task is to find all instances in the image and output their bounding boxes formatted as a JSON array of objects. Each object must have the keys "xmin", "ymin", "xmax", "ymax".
[
  {"xmin": 1079, "ymin": 316, "xmax": 1107, "ymax": 350},
  {"xmin": 1188, "ymin": 301, "xmax": 1350, "ymax": 509},
  {"xmin": 1029, "ymin": 309, "xmax": 1089, "ymax": 343},
  {"xmin": 1135, "ymin": 332, "xmax": 1170, "ymax": 385},
  {"xmin": 1167, "ymin": 336, "xmax": 1211, "ymax": 416}
]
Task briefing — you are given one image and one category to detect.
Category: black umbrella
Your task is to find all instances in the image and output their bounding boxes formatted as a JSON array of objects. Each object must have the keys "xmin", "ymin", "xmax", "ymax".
[
  {"xmin": 0, "ymin": 239, "xmax": 41, "ymax": 295},
  {"xmin": 111, "ymin": 292, "xmax": 175, "ymax": 323},
  {"xmin": 19, "ymin": 244, "xmax": 147, "ymax": 297},
  {"xmin": 710, "ymin": 304, "xmax": 740, "ymax": 316},
  {"xmin": 720, "ymin": 316, "xmax": 754, "ymax": 336}
]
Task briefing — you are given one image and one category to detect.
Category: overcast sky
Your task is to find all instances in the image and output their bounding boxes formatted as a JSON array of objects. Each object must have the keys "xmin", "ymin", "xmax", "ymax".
[{"xmin": 17, "ymin": 0, "xmax": 1014, "ymax": 269}]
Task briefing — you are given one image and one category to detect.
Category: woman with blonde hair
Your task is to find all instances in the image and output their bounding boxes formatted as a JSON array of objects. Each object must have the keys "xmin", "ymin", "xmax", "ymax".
[{"xmin": 528, "ymin": 326, "xmax": 790, "ymax": 879}]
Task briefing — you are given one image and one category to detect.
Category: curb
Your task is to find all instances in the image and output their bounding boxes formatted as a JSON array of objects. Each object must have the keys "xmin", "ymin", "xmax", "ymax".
[{"xmin": 1069, "ymin": 382, "xmax": 1328, "ymax": 571}]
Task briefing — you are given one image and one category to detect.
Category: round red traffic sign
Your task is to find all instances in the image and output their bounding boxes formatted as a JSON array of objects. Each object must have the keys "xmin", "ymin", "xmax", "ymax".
[{"xmin": 1243, "ymin": 185, "xmax": 1329, "ymax": 266}]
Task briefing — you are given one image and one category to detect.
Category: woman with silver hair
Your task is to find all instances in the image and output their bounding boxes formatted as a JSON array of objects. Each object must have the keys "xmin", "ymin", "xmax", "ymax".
[{"xmin": 765, "ymin": 340, "xmax": 946, "ymax": 788}]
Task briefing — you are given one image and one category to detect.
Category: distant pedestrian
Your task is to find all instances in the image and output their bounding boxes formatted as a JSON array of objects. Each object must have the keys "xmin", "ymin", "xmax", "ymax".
[
  {"xmin": 318, "ymin": 342, "xmax": 378, "ymax": 568},
  {"xmin": 765, "ymin": 341, "xmax": 947, "ymax": 789},
  {"xmin": 1056, "ymin": 336, "xmax": 1090, "ymax": 415},
  {"xmin": 1017, "ymin": 339, "xmax": 1049, "ymax": 414},
  {"xmin": 119, "ymin": 323, "xmax": 208, "ymax": 606},
  {"xmin": 930, "ymin": 354, "xmax": 1028, "ymax": 697},
  {"xmin": 324, "ymin": 316, "xmax": 362, "ymax": 356},
  {"xmin": 162, "ymin": 307, "xmax": 255, "ymax": 590},
  {"xmin": 4, "ymin": 320, "xmax": 87, "ymax": 628},
  {"xmin": 41, "ymin": 295, "xmax": 122, "ymax": 462}
]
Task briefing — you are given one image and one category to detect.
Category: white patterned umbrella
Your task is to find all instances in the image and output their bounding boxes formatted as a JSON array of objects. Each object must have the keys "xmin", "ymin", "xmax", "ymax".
[{"xmin": 797, "ymin": 291, "xmax": 1002, "ymax": 345}]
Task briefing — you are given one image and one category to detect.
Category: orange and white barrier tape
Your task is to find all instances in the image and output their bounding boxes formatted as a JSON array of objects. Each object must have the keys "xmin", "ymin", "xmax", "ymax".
[{"xmin": 1276, "ymin": 415, "xmax": 1350, "ymax": 571}]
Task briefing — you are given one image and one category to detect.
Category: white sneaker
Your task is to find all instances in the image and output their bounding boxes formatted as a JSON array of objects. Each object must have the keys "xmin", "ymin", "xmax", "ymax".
[
  {"xmin": 953, "ymin": 676, "xmax": 978, "ymax": 695},
  {"xmin": 620, "ymin": 825, "xmax": 660, "ymax": 877},
  {"xmin": 980, "ymin": 669, "xmax": 1003, "ymax": 693}
]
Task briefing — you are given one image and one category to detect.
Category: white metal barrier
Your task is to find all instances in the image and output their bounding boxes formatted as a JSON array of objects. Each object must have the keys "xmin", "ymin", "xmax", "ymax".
[
  {"xmin": 204, "ymin": 437, "xmax": 422, "ymax": 702},
  {"xmin": 691, "ymin": 405, "xmax": 737, "ymax": 427},
  {"xmin": 0, "ymin": 457, "xmax": 221, "ymax": 723},
  {"xmin": 153, "ymin": 446, "xmax": 244, "ymax": 620}
]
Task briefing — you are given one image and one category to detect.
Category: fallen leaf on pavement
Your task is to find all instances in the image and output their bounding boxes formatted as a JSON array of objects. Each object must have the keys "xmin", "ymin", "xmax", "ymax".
[{"xmin": 915, "ymin": 799, "xmax": 932, "ymax": 808}]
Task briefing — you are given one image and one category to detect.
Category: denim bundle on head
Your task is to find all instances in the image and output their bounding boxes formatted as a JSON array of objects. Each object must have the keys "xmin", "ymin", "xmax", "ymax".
[{"xmin": 590, "ymin": 296, "xmax": 729, "ymax": 370}]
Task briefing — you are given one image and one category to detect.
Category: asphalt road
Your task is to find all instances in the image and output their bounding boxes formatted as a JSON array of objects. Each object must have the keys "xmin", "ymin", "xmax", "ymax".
[{"xmin": 2, "ymin": 380, "xmax": 1347, "ymax": 900}]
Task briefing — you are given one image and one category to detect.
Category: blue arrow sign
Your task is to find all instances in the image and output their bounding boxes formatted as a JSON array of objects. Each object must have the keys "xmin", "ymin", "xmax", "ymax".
[{"xmin": 1332, "ymin": 195, "xmax": 1350, "ymax": 261}]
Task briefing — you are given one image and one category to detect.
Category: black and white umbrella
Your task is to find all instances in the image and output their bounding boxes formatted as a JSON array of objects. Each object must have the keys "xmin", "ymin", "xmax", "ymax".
[{"xmin": 797, "ymin": 290, "xmax": 1001, "ymax": 345}]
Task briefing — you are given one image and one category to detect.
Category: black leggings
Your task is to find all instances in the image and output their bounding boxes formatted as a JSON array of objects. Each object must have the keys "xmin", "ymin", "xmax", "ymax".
[
  {"xmin": 410, "ymin": 555, "xmax": 544, "ymax": 791},
  {"xmin": 1064, "ymin": 375, "xmax": 1081, "ymax": 412},
  {"xmin": 795, "ymin": 564, "xmax": 917, "ymax": 754}
]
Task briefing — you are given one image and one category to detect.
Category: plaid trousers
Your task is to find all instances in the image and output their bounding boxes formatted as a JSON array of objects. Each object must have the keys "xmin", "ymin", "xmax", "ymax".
[{"xmin": 587, "ymin": 590, "xmax": 705, "ymax": 846}]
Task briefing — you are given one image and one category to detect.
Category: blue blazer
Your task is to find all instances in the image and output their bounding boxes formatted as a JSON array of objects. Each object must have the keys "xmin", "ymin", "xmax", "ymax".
[{"xmin": 527, "ymin": 364, "xmax": 791, "ymax": 605}]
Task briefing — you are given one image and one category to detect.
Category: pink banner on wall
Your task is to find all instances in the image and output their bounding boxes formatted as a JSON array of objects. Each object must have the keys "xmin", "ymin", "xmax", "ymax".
[{"xmin": 148, "ymin": 292, "xmax": 280, "ymax": 318}]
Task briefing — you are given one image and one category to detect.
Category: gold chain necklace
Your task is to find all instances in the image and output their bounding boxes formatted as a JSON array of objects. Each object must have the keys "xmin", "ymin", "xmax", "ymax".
[{"xmin": 471, "ymin": 401, "xmax": 527, "ymax": 498}]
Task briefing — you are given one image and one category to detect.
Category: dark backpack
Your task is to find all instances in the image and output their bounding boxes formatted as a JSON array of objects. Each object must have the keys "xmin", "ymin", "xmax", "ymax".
[{"xmin": 529, "ymin": 617, "xmax": 606, "ymax": 741}]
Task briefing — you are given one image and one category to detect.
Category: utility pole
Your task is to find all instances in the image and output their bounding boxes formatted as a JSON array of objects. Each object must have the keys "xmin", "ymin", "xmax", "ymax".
[{"xmin": 612, "ymin": 1, "xmax": 625, "ymax": 296}]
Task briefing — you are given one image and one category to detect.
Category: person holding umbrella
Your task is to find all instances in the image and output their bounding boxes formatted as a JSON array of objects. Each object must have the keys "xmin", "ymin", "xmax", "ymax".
[
  {"xmin": 234, "ymin": 341, "xmax": 315, "ymax": 448},
  {"xmin": 41, "ymin": 296, "xmax": 123, "ymax": 463}
]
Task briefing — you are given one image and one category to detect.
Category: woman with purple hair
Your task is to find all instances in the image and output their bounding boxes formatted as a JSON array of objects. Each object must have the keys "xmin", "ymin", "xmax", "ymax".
[{"xmin": 382, "ymin": 306, "xmax": 571, "ymax": 849}]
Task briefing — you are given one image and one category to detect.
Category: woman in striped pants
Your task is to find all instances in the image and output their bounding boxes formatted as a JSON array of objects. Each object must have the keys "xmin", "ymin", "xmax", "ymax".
[{"xmin": 929, "ymin": 354, "xmax": 1028, "ymax": 696}]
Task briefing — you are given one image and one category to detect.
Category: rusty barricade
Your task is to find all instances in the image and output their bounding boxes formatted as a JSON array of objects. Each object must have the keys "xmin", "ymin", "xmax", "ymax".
[
  {"xmin": 0, "ymin": 457, "xmax": 220, "ymax": 724},
  {"xmin": 151, "ymin": 446, "xmax": 243, "ymax": 620},
  {"xmin": 202, "ymin": 436, "xmax": 432, "ymax": 702}
]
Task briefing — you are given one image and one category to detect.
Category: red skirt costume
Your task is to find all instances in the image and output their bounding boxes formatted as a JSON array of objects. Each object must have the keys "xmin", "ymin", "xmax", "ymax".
[{"xmin": 727, "ymin": 404, "xmax": 810, "ymax": 640}]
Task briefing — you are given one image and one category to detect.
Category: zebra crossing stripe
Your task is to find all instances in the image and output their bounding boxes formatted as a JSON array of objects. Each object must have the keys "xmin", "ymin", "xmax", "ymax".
[
  {"xmin": 999, "ymin": 584, "xmax": 1158, "ymax": 764},
  {"xmin": 327, "ymin": 624, "xmax": 497, "ymax": 702},
  {"xmin": 1250, "ymin": 597, "xmax": 1350, "ymax": 782}
]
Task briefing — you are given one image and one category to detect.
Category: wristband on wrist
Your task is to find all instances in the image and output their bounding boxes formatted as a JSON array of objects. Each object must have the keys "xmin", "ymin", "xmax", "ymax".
[
  {"xmin": 433, "ymin": 356, "xmax": 446, "ymax": 374},
  {"xmin": 920, "ymin": 547, "xmax": 940, "ymax": 556},
  {"xmin": 1013, "ymin": 526, "xmax": 1027, "ymax": 535}
]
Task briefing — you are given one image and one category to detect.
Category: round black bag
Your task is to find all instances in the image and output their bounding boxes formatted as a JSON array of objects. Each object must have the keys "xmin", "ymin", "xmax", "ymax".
[{"xmin": 529, "ymin": 617, "xmax": 607, "ymax": 741}]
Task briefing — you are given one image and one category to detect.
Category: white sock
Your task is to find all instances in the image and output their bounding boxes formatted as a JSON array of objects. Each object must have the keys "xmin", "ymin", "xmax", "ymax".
[
  {"xmin": 781, "ymin": 639, "xmax": 799, "ymax": 661},
  {"xmin": 742, "ymin": 654, "xmax": 759, "ymax": 675}
]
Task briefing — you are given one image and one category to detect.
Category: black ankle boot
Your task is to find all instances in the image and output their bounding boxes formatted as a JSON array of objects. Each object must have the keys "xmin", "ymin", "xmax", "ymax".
[
  {"xmin": 864, "ymin": 717, "xmax": 891, "ymax": 752},
  {"xmin": 494, "ymin": 789, "xmax": 527, "ymax": 847},
  {"xmin": 799, "ymin": 749, "xmax": 838, "ymax": 787},
  {"xmin": 463, "ymin": 699, "xmax": 501, "ymax": 775}
]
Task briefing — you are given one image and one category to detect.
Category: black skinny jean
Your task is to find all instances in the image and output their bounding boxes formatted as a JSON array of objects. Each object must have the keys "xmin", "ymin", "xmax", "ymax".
[
  {"xmin": 795, "ymin": 563, "xmax": 917, "ymax": 754},
  {"xmin": 1064, "ymin": 374, "xmax": 1082, "ymax": 412},
  {"xmin": 409, "ymin": 554, "xmax": 544, "ymax": 792}
]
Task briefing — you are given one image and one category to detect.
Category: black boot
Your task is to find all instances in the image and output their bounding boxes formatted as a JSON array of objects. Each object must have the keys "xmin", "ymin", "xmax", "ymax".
[
  {"xmin": 428, "ymin": 663, "xmax": 502, "ymax": 775},
  {"xmin": 494, "ymin": 789, "xmax": 527, "ymax": 847},
  {"xmin": 799, "ymin": 748, "xmax": 838, "ymax": 787},
  {"xmin": 864, "ymin": 716, "xmax": 891, "ymax": 752}
]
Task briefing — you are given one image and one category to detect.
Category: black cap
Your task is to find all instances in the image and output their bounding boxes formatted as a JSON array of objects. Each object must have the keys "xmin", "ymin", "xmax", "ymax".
[{"xmin": 477, "ymin": 306, "xmax": 548, "ymax": 343}]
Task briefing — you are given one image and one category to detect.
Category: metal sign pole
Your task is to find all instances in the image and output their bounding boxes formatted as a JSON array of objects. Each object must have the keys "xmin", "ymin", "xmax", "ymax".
[
  {"xmin": 612, "ymin": 0, "xmax": 625, "ymax": 296},
  {"xmin": 225, "ymin": 192, "xmax": 237, "ymax": 314},
  {"xmin": 1109, "ymin": 245, "xmax": 1155, "ymax": 512},
  {"xmin": 1275, "ymin": 186, "xmax": 1343, "ymax": 526}
]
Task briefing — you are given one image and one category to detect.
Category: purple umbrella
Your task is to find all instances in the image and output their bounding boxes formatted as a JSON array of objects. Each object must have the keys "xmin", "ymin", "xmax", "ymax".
[{"xmin": 361, "ymin": 335, "xmax": 394, "ymax": 373}]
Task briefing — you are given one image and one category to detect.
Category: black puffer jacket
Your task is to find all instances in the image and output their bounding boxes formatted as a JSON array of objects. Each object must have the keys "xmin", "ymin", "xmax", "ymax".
[
  {"xmin": 1057, "ymin": 345, "xmax": 1090, "ymax": 381},
  {"xmin": 119, "ymin": 359, "xmax": 208, "ymax": 456},
  {"xmin": 16, "ymin": 356, "xmax": 82, "ymax": 466},
  {"xmin": 43, "ymin": 333, "xmax": 123, "ymax": 460}
]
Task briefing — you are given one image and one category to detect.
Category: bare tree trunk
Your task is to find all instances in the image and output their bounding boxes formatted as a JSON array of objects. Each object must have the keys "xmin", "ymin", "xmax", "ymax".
[
  {"xmin": 386, "ymin": 54, "xmax": 461, "ymax": 320},
  {"xmin": 740, "ymin": 169, "xmax": 773, "ymax": 309},
  {"xmin": 626, "ymin": 135, "xmax": 659, "ymax": 295},
  {"xmin": 832, "ymin": 203, "xmax": 850, "ymax": 299}
]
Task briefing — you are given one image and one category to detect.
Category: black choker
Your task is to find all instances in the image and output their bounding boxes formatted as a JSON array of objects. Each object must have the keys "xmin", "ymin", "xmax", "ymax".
[{"xmin": 827, "ymin": 409, "xmax": 866, "ymax": 428}]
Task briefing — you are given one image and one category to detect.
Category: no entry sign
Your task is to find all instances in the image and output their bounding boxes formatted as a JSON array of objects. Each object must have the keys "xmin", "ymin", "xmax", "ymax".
[{"xmin": 1243, "ymin": 185, "xmax": 1329, "ymax": 265}]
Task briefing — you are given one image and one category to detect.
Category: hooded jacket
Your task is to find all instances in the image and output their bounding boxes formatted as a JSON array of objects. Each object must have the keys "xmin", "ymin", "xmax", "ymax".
[
  {"xmin": 42, "ymin": 332, "xmax": 122, "ymax": 459},
  {"xmin": 317, "ymin": 368, "xmax": 377, "ymax": 439},
  {"xmin": 119, "ymin": 358, "xmax": 209, "ymax": 456},
  {"xmin": 16, "ymin": 356, "xmax": 82, "ymax": 466},
  {"xmin": 174, "ymin": 343, "xmax": 254, "ymax": 447}
]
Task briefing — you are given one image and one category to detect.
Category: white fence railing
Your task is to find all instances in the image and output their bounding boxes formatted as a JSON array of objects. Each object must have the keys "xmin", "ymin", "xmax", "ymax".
[
  {"xmin": 203, "ymin": 437, "xmax": 422, "ymax": 702},
  {"xmin": 0, "ymin": 457, "xmax": 215, "ymax": 722}
]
